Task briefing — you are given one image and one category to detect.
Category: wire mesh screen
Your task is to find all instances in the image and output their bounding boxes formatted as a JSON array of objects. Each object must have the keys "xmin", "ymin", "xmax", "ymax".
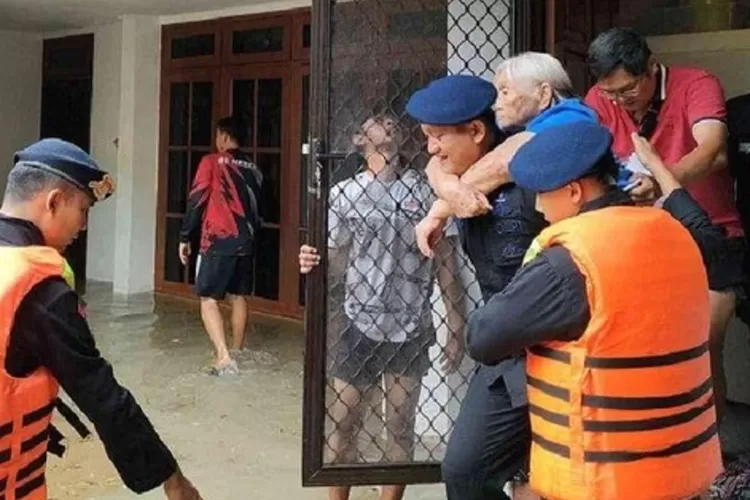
[{"xmin": 314, "ymin": 0, "xmax": 515, "ymax": 477}]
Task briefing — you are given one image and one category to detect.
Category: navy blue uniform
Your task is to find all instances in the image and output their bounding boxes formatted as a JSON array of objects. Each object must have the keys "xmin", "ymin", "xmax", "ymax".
[{"xmin": 442, "ymin": 177, "xmax": 546, "ymax": 500}]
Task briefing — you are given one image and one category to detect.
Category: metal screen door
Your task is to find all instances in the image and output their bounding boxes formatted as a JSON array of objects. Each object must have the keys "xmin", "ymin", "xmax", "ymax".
[{"xmin": 302, "ymin": 0, "xmax": 518, "ymax": 487}]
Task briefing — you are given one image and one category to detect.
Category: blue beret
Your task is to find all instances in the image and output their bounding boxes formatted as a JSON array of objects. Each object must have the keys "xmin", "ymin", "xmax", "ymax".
[
  {"xmin": 510, "ymin": 121, "xmax": 614, "ymax": 192},
  {"xmin": 406, "ymin": 75, "xmax": 496, "ymax": 125},
  {"xmin": 14, "ymin": 138, "xmax": 115, "ymax": 203}
]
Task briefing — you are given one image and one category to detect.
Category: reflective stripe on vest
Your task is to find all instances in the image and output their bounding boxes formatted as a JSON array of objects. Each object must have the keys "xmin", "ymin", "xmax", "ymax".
[
  {"xmin": 0, "ymin": 246, "xmax": 64, "ymax": 500},
  {"xmin": 61, "ymin": 259, "xmax": 75, "ymax": 290},
  {"xmin": 526, "ymin": 207, "xmax": 722, "ymax": 500}
]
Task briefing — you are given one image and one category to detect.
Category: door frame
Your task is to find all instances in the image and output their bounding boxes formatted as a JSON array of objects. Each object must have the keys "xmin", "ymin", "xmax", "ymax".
[
  {"xmin": 300, "ymin": 0, "xmax": 571, "ymax": 487},
  {"xmin": 41, "ymin": 34, "xmax": 94, "ymax": 296},
  {"xmin": 155, "ymin": 9, "xmax": 310, "ymax": 319},
  {"xmin": 155, "ymin": 66, "xmax": 222, "ymax": 295},
  {"xmin": 218, "ymin": 62, "xmax": 302, "ymax": 318}
]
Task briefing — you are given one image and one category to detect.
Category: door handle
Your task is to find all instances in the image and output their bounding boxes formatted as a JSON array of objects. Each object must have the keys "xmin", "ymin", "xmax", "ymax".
[{"xmin": 308, "ymin": 137, "xmax": 349, "ymax": 199}]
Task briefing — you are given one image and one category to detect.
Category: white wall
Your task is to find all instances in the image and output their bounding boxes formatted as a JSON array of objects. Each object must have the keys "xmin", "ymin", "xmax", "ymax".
[
  {"xmin": 159, "ymin": 0, "xmax": 311, "ymax": 25},
  {"xmin": 648, "ymin": 29, "xmax": 750, "ymax": 99},
  {"xmin": 0, "ymin": 31, "xmax": 41, "ymax": 194},
  {"xmin": 87, "ymin": 21, "xmax": 123, "ymax": 283},
  {"xmin": 112, "ymin": 15, "xmax": 160, "ymax": 295}
]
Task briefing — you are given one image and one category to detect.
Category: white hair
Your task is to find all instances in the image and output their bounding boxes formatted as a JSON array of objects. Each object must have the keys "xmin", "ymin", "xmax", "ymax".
[{"xmin": 496, "ymin": 52, "xmax": 574, "ymax": 99}]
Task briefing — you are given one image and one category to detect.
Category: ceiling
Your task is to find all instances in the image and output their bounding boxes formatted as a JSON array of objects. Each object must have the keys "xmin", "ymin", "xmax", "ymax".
[{"xmin": 0, "ymin": 0, "xmax": 260, "ymax": 32}]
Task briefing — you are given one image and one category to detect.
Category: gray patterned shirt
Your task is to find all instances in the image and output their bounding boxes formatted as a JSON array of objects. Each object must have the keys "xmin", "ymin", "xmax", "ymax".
[{"xmin": 328, "ymin": 168, "xmax": 457, "ymax": 342}]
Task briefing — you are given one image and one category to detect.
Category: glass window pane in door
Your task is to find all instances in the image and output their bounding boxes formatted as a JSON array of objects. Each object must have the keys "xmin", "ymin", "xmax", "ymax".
[
  {"xmin": 256, "ymin": 153, "xmax": 281, "ymax": 224},
  {"xmin": 164, "ymin": 217, "xmax": 184, "ymax": 283},
  {"xmin": 254, "ymin": 227, "xmax": 279, "ymax": 300},
  {"xmin": 190, "ymin": 150, "xmax": 209, "ymax": 187},
  {"xmin": 303, "ymin": 24, "xmax": 311, "ymax": 49},
  {"xmin": 169, "ymin": 83, "xmax": 189, "ymax": 146},
  {"xmin": 231, "ymin": 79, "xmax": 256, "ymax": 147},
  {"xmin": 187, "ymin": 246, "xmax": 200, "ymax": 285},
  {"xmin": 191, "ymin": 82, "xmax": 214, "ymax": 147},
  {"xmin": 232, "ymin": 27, "xmax": 284, "ymax": 54},
  {"xmin": 257, "ymin": 78, "xmax": 282, "ymax": 148},
  {"xmin": 167, "ymin": 151, "xmax": 188, "ymax": 213},
  {"xmin": 171, "ymin": 34, "xmax": 215, "ymax": 59}
]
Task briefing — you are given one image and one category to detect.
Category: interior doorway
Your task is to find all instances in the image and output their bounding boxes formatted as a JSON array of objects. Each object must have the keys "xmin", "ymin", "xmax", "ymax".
[
  {"xmin": 156, "ymin": 10, "xmax": 310, "ymax": 319},
  {"xmin": 40, "ymin": 34, "xmax": 94, "ymax": 296}
]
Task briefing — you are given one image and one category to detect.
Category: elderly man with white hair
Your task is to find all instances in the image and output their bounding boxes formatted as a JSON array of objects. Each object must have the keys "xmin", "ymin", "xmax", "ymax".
[
  {"xmin": 416, "ymin": 52, "xmax": 601, "ymax": 255},
  {"xmin": 413, "ymin": 53, "xmax": 598, "ymax": 500}
]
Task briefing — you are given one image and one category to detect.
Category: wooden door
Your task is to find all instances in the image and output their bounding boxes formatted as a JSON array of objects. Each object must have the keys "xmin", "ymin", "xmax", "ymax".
[
  {"xmin": 548, "ymin": 0, "xmax": 619, "ymax": 96},
  {"xmin": 220, "ymin": 64, "xmax": 292, "ymax": 313},
  {"xmin": 294, "ymin": 64, "xmax": 310, "ymax": 308},
  {"xmin": 155, "ymin": 68, "xmax": 221, "ymax": 294},
  {"xmin": 156, "ymin": 10, "xmax": 310, "ymax": 319}
]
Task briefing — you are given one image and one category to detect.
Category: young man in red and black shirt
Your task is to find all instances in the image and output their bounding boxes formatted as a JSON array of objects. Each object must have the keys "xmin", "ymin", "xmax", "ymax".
[{"xmin": 179, "ymin": 116, "xmax": 263, "ymax": 374}]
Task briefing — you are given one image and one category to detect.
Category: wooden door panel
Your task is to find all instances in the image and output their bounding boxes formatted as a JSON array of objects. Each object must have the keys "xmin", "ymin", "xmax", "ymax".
[
  {"xmin": 552, "ymin": 0, "xmax": 619, "ymax": 96},
  {"xmin": 220, "ymin": 64, "xmax": 289, "ymax": 304},
  {"xmin": 155, "ymin": 67, "xmax": 221, "ymax": 290}
]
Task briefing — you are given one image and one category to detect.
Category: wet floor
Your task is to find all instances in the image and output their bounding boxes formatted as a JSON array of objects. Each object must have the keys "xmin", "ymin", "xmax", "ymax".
[
  {"xmin": 46, "ymin": 283, "xmax": 446, "ymax": 500},
  {"xmin": 46, "ymin": 283, "xmax": 750, "ymax": 500}
]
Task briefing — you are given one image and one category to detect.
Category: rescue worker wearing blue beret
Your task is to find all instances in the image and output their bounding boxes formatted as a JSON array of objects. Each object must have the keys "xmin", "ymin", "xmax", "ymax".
[
  {"xmin": 414, "ymin": 53, "xmax": 601, "ymax": 259},
  {"xmin": 467, "ymin": 121, "xmax": 724, "ymax": 499},
  {"xmin": 406, "ymin": 75, "xmax": 548, "ymax": 500},
  {"xmin": 0, "ymin": 139, "xmax": 202, "ymax": 499}
]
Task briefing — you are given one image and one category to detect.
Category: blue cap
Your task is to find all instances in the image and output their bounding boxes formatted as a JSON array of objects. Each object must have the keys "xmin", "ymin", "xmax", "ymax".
[
  {"xmin": 525, "ymin": 98, "xmax": 598, "ymax": 133},
  {"xmin": 406, "ymin": 75, "xmax": 496, "ymax": 125},
  {"xmin": 510, "ymin": 121, "xmax": 614, "ymax": 192},
  {"xmin": 14, "ymin": 138, "xmax": 115, "ymax": 203}
]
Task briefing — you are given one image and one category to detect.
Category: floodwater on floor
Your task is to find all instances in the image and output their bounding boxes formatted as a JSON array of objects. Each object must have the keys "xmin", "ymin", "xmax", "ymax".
[
  {"xmin": 44, "ymin": 283, "xmax": 750, "ymax": 499},
  {"xmin": 46, "ymin": 283, "xmax": 445, "ymax": 500}
]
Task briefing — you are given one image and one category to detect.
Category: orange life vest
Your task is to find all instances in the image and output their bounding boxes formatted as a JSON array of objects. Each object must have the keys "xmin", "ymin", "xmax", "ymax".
[
  {"xmin": 526, "ymin": 206, "xmax": 722, "ymax": 500},
  {"xmin": 0, "ymin": 246, "xmax": 68, "ymax": 500}
]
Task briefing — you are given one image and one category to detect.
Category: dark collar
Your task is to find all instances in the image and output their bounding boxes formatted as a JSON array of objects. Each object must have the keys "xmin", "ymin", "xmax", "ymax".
[
  {"xmin": 0, "ymin": 214, "xmax": 45, "ymax": 246},
  {"xmin": 580, "ymin": 188, "xmax": 634, "ymax": 214},
  {"xmin": 637, "ymin": 65, "xmax": 668, "ymax": 137}
]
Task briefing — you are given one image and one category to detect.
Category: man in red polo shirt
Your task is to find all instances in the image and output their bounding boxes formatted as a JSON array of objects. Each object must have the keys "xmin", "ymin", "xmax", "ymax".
[{"xmin": 585, "ymin": 27, "xmax": 746, "ymax": 424}]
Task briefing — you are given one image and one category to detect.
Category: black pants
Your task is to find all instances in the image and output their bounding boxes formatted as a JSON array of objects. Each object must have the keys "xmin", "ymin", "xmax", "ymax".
[{"xmin": 442, "ymin": 365, "xmax": 531, "ymax": 500}]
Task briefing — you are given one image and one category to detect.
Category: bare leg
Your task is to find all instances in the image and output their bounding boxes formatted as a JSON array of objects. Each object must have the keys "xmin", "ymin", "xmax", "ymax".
[
  {"xmin": 200, "ymin": 298, "xmax": 231, "ymax": 367},
  {"xmin": 328, "ymin": 378, "xmax": 368, "ymax": 500},
  {"xmin": 379, "ymin": 374, "xmax": 421, "ymax": 500},
  {"xmin": 228, "ymin": 294, "xmax": 248, "ymax": 351},
  {"xmin": 708, "ymin": 289, "xmax": 737, "ymax": 424}
]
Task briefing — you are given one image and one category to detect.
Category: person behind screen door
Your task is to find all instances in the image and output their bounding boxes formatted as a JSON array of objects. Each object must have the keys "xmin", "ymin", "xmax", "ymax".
[
  {"xmin": 299, "ymin": 113, "xmax": 467, "ymax": 500},
  {"xmin": 178, "ymin": 116, "xmax": 263, "ymax": 375}
]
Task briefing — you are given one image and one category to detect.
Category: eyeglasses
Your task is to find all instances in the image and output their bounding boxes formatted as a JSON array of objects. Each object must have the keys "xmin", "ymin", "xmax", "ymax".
[{"xmin": 598, "ymin": 75, "xmax": 646, "ymax": 101}]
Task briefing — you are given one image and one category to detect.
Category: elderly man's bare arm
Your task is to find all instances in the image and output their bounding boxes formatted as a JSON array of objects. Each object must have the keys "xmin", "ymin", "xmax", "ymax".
[
  {"xmin": 425, "ymin": 132, "xmax": 534, "ymax": 220},
  {"xmin": 459, "ymin": 132, "xmax": 534, "ymax": 192}
]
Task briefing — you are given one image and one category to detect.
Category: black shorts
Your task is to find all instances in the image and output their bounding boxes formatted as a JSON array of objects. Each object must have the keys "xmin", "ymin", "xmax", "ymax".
[
  {"xmin": 710, "ymin": 236, "xmax": 746, "ymax": 293},
  {"xmin": 195, "ymin": 253, "xmax": 254, "ymax": 300},
  {"xmin": 329, "ymin": 325, "xmax": 433, "ymax": 387}
]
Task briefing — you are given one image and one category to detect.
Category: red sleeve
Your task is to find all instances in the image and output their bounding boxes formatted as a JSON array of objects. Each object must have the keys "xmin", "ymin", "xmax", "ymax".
[
  {"xmin": 584, "ymin": 87, "xmax": 610, "ymax": 124},
  {"xmin": 189, "ymin": 156, "xmax": 214, "ymax": 199},
  {"xmin": 180, "ymin": 155, "xmax": 215, "ymax": 242},
  {"xmin": 685, "ymin": 72, "xmax": 727, "ymax": 126}
]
